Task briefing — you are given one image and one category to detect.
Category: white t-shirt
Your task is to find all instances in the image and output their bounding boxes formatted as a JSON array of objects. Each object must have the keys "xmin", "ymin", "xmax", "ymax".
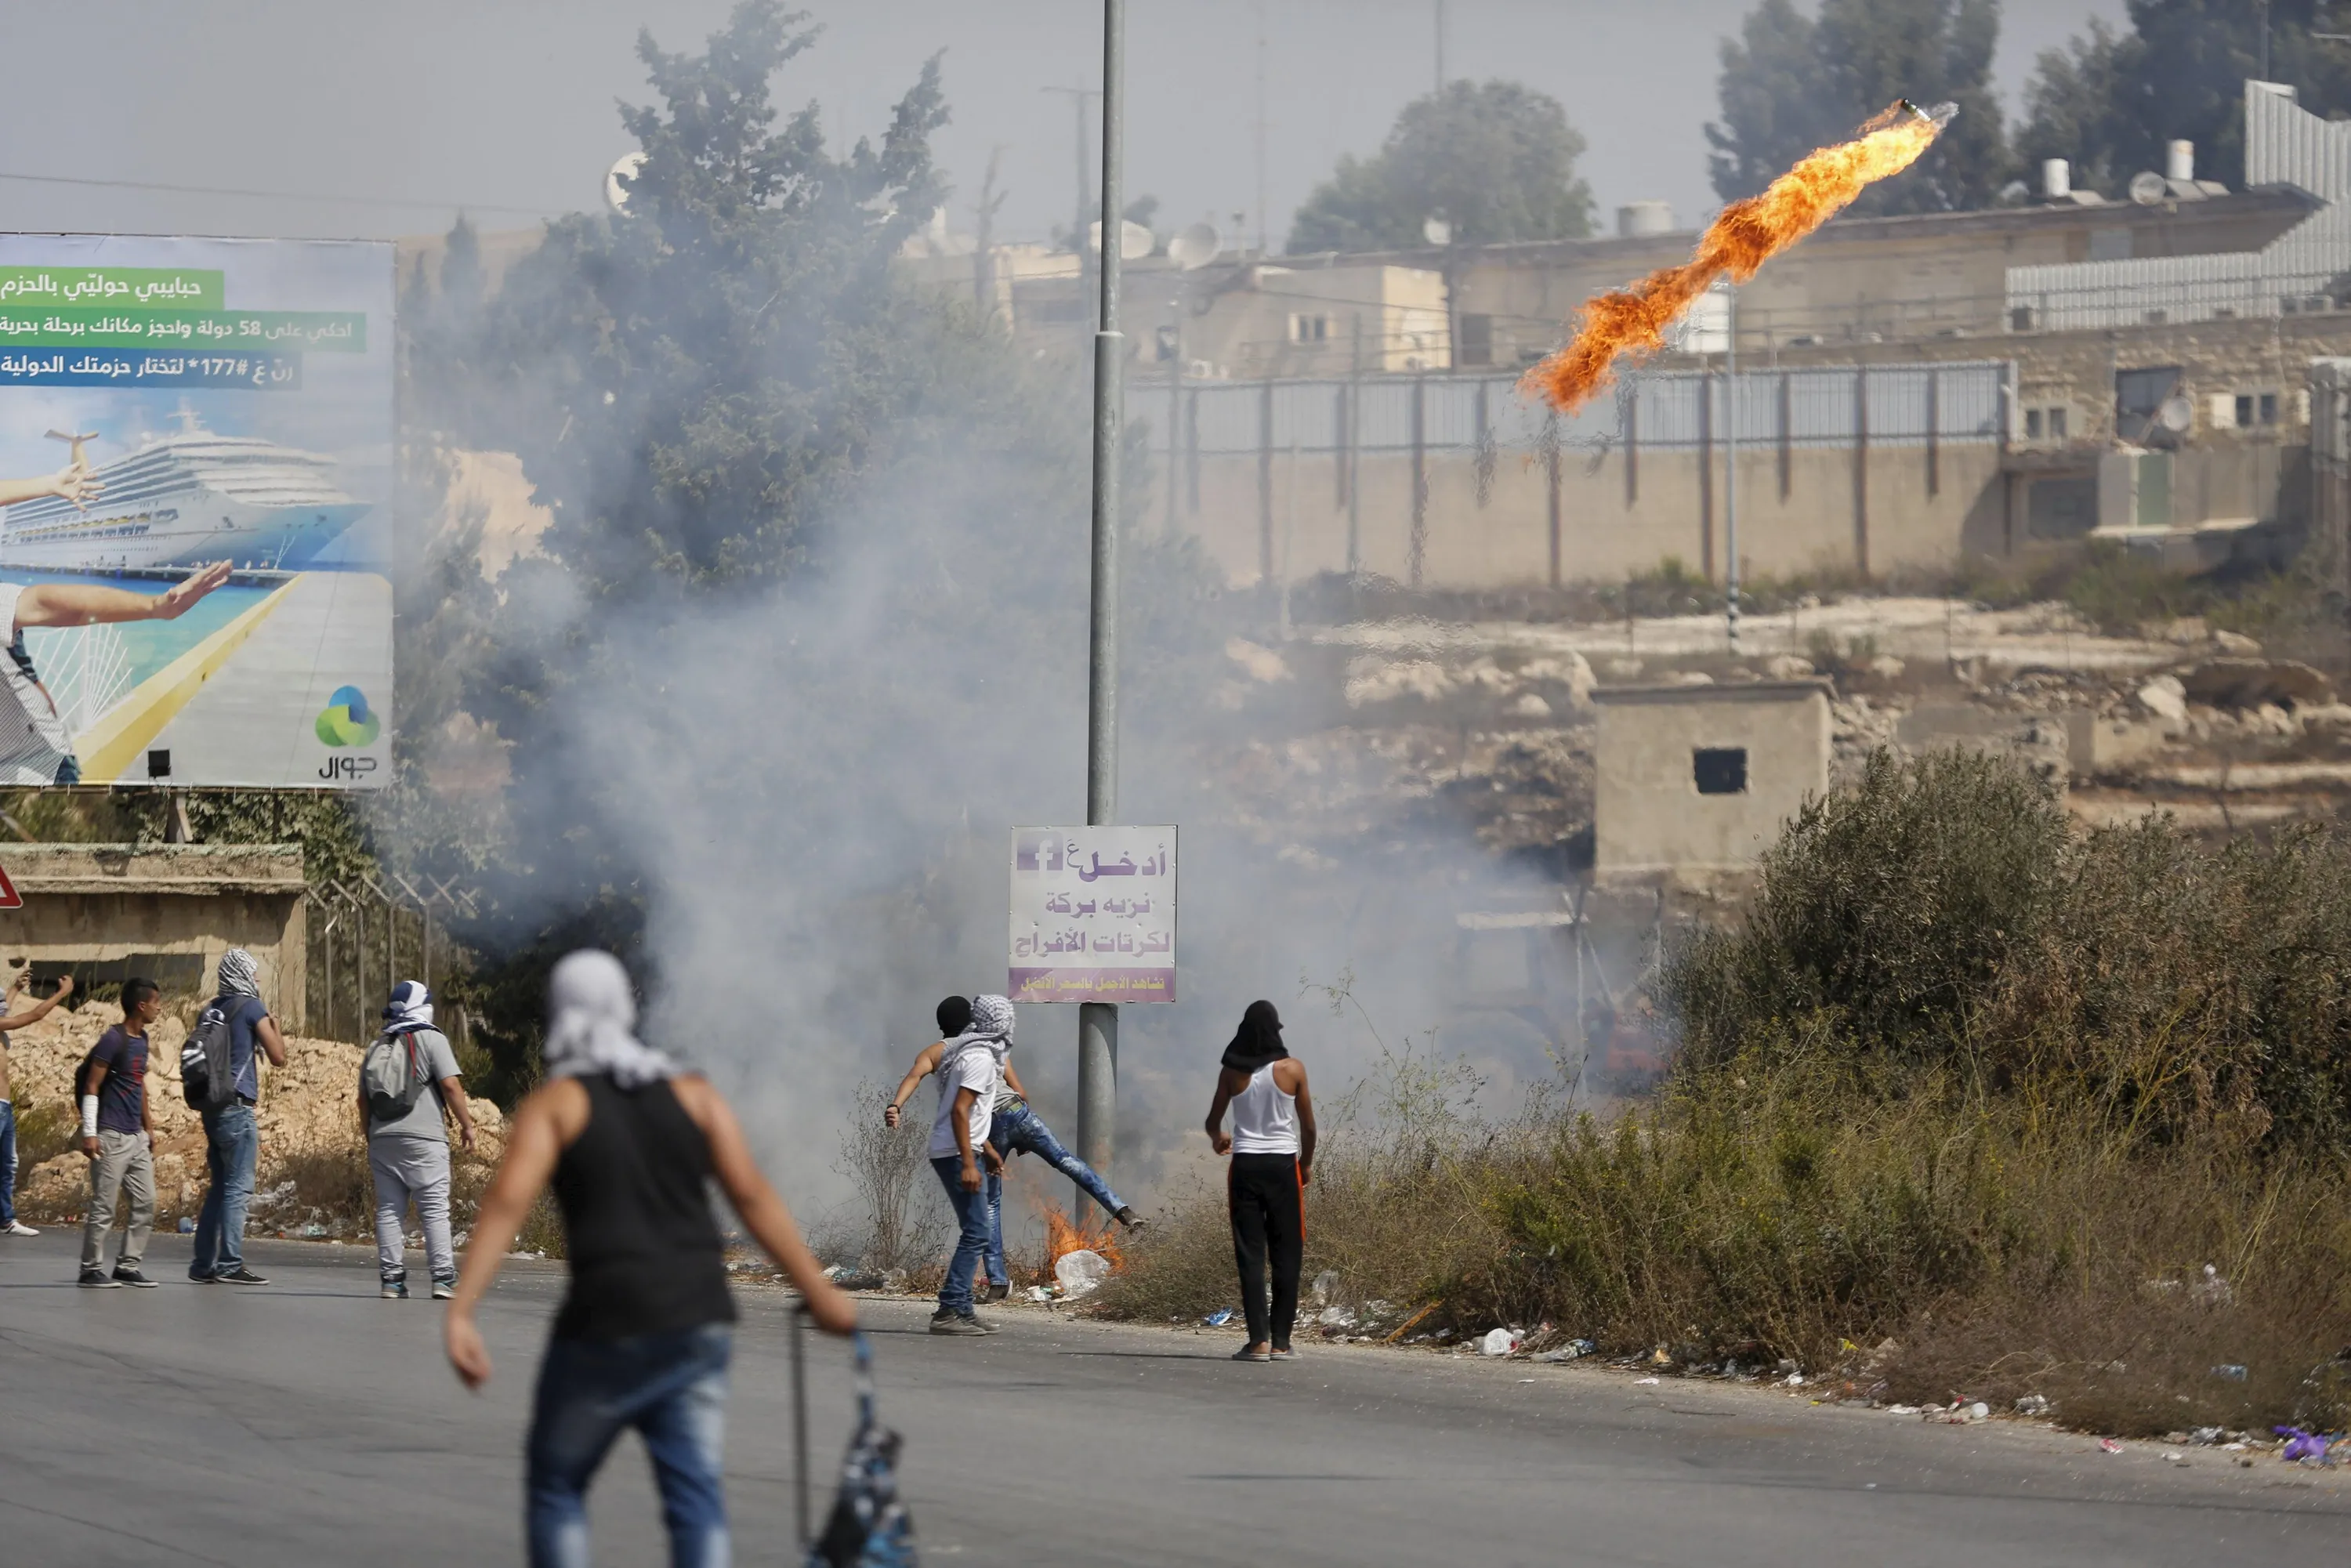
[
  {"xmin": 927, "ymin": 1045, "xmax": 1001, "ymax": 1161},
  {"xmin": 0, "ymin": 585, "xmax": 75, "ymax": 786}
]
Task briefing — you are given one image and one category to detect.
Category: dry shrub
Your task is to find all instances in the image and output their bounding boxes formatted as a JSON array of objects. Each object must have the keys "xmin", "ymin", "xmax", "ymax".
[
  {"xmin": 1089, "ymin": 1171, "xmax": 1241, "ymax": 1321},
  {"xmin": 1096, "ymin": 1034, "xmax": 1513, "ymax": 1332},
  {"xmin": 1110, "ymin": 753, "xmax": 2351, "ymax": 1433},
  {"xmin": 833, "ymin": 1079, "xmax": 949, "ymax": 1274}
]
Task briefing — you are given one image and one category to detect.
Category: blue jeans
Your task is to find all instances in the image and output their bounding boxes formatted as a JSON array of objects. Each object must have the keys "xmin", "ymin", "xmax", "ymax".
[
  {"xmin": 991, "ymin": 1101, "xmax": 1125, "ymax": 1219},
  {"xmin": 527, "ymin": 1324, "xmax": 732, "ymax": 1568},
  {"xmin": 982, "ymin": 1167, "xmax": 1009, "ymax": 1289},
  {"xmin": 190, "ymin": 1103, "xmax": 257, "ymax": 1279},
  {"xmin": 931, "ymin": 1154, "xmax": 990, "ymax": 1316},
  {"xmin": 0, "ymin": 1099, "xmax": 16, "ymax": 1226}
]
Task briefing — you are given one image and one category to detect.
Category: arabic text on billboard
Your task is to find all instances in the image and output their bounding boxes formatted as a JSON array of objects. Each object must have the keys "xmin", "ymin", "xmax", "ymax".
[
  {"xmin": 0, "ymin": 237, "xmax": 393, "ymax": 789},
  {"xmin": 1009, "ymin": 827, "xmax": 1176, "ymax": 1003}
]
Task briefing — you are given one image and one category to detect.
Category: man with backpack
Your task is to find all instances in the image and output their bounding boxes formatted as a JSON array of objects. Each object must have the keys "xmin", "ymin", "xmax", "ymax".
[
  {"xmin": 359, "ymin": 980, "xmax": 474, "ymax": 1300},
  {"xmin": 78, "ymin": 977, "xmax": 161, "ymax": 1287},
  {"xmin": 184, "ymin": 948, "xmax": 285, "ymax": 1285}
]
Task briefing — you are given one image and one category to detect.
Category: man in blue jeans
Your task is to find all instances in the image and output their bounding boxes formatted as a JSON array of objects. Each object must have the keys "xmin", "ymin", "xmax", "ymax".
[
  {"xmin": 189, "ymin": 949, "xmax": 286, "ymax": 1285},
  {"xmin": 0, "ymin": 969, "xmax": 74, "ymax": 1237},
  {"xmin": 886, "ymin": 994, "xmax": 1142, "ymax": 1304},
  {"xmin": 923, "ymin": 1015, "xmax": 1001, "ymax": 1336}
]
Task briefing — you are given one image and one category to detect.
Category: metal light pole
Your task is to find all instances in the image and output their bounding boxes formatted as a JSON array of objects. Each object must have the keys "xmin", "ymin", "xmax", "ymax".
[
  {"xmin": 1723, "ymin": 280, "xmax": 1741, "ymax": 651},
  {"xmin": 1075, "ymin": 0, "xmax": 1125, "ymax": 1223}
]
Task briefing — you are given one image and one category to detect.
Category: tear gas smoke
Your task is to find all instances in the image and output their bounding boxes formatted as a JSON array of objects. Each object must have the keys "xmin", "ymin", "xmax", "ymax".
[
  {"xmin": 1520, "ymin": 99, "xmax": 1954, "ymax": 415},
  {"xmin": 402, "ymin": 12, "xmax": 1583, "ymax": 1240}
]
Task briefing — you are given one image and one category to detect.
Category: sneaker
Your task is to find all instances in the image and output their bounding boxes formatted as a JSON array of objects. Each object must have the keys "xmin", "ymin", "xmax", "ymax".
[
  {"xmin": 969, "ymin": 1313, "xmax": 1002, "ymax": 1334},
  {"xmin": 982, "ymin": 1280, "xmax": 1012, "ymax": 1303},
  {"xmin": 431, "ymin": 1277, "xmax": 456, "ymax": 1302},
  {"xmin": 929, "ymin": 1310, "xmax": 990, "ymax": 1337},
  {"xmin": 1231, "ymin": 1344, "xmax": 1272, "ymax": 1363},
  {"xmin": 3, "ymin": 1220, "xmax": 38, "ymax": 1236},
  {"xmin": 381, "ymin": 1279, "xmax": 409, "ymax": 1300},
  {"xmin": 213, "ymin": 1267, "xmax": 270, "ymax": 1286},
  {"xmin": 78, "ymin": 1268, "xmax": 121, "ymax": 1288},
  {"xmin": 189, "ymin": 1270, "xmax": 216, "ymax": 1284},
  {"xmin": 1270, "ymin": 1347, "xmax": 1296, "ymax": 1360},
  {"xmin": 110, "ymin": 1266, "xmax": 158, "ymax": 1289},
  {"xmin": 1114, "ymin": 1207, "xmax": 1147, "ymax": 1232}
]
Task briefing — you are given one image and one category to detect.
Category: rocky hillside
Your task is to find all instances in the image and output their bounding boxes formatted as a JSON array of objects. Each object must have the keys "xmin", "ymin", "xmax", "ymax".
[{"xmin": 5, "ymin": 1001, "xmax": 504, "ymax": 1226}]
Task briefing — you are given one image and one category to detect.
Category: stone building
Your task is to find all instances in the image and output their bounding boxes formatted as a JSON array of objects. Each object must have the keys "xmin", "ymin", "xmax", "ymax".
[
  {"xmin": 1590, "ymin": 682, "xmax": 1831, "ymax": 879},
  {"xmin": 0, "ymin": 843, "xmax": 306, "ymax": 1027}
]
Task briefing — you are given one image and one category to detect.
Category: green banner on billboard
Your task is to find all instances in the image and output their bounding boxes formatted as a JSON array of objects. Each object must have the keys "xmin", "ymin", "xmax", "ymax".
[
  {"xmin": 0, "ymin": 309, "xmax": 365, "ymax": 351},
  {"xmin": 0, "ymin": 266, "xmax": 226, "ymax": 310}
]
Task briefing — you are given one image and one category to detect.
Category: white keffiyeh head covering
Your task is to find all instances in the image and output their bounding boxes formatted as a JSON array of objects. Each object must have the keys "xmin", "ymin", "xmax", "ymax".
[
  {"xmin": 542, "ymin": 950, "xmax": 678, "ymax": 1089},
  {"xmin": 383, "ymin": 980, "xmax": 433, "ymax": 1033},
  {"xmin": 945, "ymin": 993, "xmax": 1016, "ymax": 1073},
  {"xmin": 216, "ymin": 948, "xmax": 261, "ymax": 999}
]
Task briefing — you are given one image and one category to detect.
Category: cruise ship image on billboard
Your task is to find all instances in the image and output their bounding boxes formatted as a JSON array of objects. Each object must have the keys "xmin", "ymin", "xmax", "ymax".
[{"xmin": 0, "ymin": 414, "xmax": 371, "ymax": 573}]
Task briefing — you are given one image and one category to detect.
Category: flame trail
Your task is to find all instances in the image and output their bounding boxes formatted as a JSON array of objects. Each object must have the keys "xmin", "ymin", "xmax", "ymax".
[{"xmin": 1521, "ymin": 100, "xmax": 1956, "ymax": 414}]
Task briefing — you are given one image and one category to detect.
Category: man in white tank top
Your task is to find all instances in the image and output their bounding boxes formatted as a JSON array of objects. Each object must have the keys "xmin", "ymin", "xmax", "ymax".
[{"xmin": 1204, "ymin": 1001, "xmax": 1317, "ymax": 1362}]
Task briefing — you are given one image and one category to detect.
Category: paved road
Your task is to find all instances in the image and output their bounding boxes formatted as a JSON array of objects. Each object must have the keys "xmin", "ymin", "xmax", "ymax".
[{"xmin": 3, "ymin": 1228, "xmax": 2346, "ymax": 1566}]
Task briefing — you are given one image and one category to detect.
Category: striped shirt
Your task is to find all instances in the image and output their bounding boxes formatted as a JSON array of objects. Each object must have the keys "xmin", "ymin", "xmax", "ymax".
[{"xmin": 0, "ymin": 584, "xmax": 76, "ymax": 786}]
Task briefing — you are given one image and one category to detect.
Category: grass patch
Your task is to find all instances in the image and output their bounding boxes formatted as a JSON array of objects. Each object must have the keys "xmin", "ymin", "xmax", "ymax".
[{"xmin": 1102, "ymin": 751, "xmax": 2351, "ymax": 1435}]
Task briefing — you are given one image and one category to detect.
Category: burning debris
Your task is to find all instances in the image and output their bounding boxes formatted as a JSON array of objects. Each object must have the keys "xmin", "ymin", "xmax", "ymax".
[{"xmin": 1523, "ymin": 99, "xmax": 1954, "ymax": 413}]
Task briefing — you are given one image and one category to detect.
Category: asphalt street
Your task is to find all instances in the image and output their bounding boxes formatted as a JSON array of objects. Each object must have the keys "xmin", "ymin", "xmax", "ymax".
[{"xmin": 3, "ymin": 1227, "xmax": 2347, "ymax": 1566}]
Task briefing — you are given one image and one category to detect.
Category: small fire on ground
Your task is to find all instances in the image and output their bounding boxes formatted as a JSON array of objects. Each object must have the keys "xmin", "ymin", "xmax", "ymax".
[{"xmin": 1042, "ymin": 1205, "xmax": 1124, "ymax": 1276}]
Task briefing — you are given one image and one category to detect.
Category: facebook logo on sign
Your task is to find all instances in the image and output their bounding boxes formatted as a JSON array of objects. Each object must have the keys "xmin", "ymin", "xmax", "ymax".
[{"xmin": 1014, "ymin": 831, "xmax": 1064, "ymax": 873}]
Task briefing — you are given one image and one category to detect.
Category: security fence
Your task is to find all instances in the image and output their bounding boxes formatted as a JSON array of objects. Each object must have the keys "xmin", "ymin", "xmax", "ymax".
[{"xmin": 302, "ymin": 872, "xmax": 477, "ymax": 1052}]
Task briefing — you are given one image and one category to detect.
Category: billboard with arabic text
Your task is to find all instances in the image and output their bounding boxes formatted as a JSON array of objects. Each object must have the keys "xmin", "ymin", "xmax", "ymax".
[
  {"xmin": 0, "ymin": 234, "xmax": 393, "ymax": 790},
  {"xmin": 1008, "ymin": 826, "xmax": 1177, "ymax": 1003}
]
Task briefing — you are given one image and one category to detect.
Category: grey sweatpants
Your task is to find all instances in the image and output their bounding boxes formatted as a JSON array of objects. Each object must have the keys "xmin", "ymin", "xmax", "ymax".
[
  {"xmin": 81, "ymin": 1129, "xmax": 154, "ymax": 1270},
  {"xmin": 368, "ymin": 1136, "xmax": 454, "ymax": 1284}
]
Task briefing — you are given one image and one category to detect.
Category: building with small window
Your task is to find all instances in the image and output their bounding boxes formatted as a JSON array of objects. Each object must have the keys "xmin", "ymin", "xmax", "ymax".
[
  {"xmin": 0, "ymin": 843, "xmax": 307, "ymax": 1024},
  {"xmin": 1590, "ymin": 681, "xmax": 1831, "ymax": 879}
]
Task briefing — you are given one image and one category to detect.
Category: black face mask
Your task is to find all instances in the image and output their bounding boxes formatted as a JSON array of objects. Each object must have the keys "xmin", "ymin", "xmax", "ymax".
[{"xmin": 1221, "ymin": 1001, "xmax": 1287, "ymax": 1074}]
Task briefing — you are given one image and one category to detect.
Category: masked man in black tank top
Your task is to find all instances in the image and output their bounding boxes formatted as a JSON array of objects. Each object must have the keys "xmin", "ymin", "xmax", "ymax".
[
  {"xmin": 444, "ymin": 951, "xmax": 856, "ymax": 1568},
  {"xmin": 1205, "ymin": 1001, "xmax": 1317, "ymax": 1363}
]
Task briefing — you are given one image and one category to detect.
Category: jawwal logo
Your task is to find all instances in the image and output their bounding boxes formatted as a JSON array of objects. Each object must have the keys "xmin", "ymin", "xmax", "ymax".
[{"xmin": 315, "ymin": 686, "xmax": 380, "ymax": 748}]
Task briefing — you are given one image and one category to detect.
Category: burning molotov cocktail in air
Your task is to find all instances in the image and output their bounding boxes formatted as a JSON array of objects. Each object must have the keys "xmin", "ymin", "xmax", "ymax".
[{"xmin": 1521, "ymin": 98, "xmax": 1957, "ymax": 415}]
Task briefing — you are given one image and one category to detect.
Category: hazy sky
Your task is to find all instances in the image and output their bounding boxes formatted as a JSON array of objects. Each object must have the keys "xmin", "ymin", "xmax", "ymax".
[{"xmin": 0, "ymin": 1, "xmax": 2126, "ymax": 249}]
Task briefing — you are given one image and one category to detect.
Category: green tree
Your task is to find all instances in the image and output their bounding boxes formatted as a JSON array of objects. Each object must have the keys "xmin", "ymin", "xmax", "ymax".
[
  {"xmin": 2019, "ymin": 2, "xmax": 2351, "ymax": 196},
  {"xmin": 1708, "ymin": 0, "xmax": 2011, "ymax": 215},
  {"xmin": 1288, "ymin": 79, "xmax": 1595, "ymax": 253},
  {"xmin": 397, "ymin": 2, "xmax": 1229, "ymax": 1095}
]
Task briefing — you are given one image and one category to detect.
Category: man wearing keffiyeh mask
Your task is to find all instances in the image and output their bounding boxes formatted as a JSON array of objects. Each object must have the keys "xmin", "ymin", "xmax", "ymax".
[
  {"xmin": 187, "ymin": 947, "xmax": 285, "ymax": 1285},
  {"xmin": 882, "ymin": 993, "xmax": 1143, "ymax": 1306},
  {"xmin": 444, "ymin": 950, "xmax": 854, "ymax": 1567},
  {"xmin": 358, "ymin": 980, "xmax": 476, "ymax": 1300}
]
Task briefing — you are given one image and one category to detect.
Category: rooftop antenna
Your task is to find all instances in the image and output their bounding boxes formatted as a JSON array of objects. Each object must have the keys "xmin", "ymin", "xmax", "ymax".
[{"xmin": 45, "ymin": 428, "xmax": 98, "ymax": 469}]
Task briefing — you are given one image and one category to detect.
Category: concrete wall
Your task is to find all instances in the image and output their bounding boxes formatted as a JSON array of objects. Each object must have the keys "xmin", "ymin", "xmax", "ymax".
[
  {"xmin": 1592, "ymin": 684, "xmax": 1832, "ymax": 877},
  {"xmin": 1160, "ymin": 440, "xmax": 2009, "ymax": 588},
  {"xmin": 0, "ymin": 844, "xmax": 306, "ymax": 1028}
]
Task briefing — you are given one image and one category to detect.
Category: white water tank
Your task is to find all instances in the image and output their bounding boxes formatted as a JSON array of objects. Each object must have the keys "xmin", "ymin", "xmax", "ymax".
[
  {"xmin": 1617, "ymin": 201, "xmax": 1675, "ymax": 238},
  {"xmin": 2041, "ymin": 158, "xmax": 2071, "ymax": 199},
  {"xmin": 2167, "ymin": 139, "xmax": 2195, "ymax": 182}
]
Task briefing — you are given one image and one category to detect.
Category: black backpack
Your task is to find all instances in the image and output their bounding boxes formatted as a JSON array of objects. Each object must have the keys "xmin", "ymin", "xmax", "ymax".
[{"xmin": 180, "ymin": 998, "xmax": 240, "ymax": 1112}]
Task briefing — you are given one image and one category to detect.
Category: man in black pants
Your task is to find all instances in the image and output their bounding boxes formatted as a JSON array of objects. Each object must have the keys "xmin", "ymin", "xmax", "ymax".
[{"xmin": 1204, "ymin": 1001, "xmax": 1316, "ymax": 1362}]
